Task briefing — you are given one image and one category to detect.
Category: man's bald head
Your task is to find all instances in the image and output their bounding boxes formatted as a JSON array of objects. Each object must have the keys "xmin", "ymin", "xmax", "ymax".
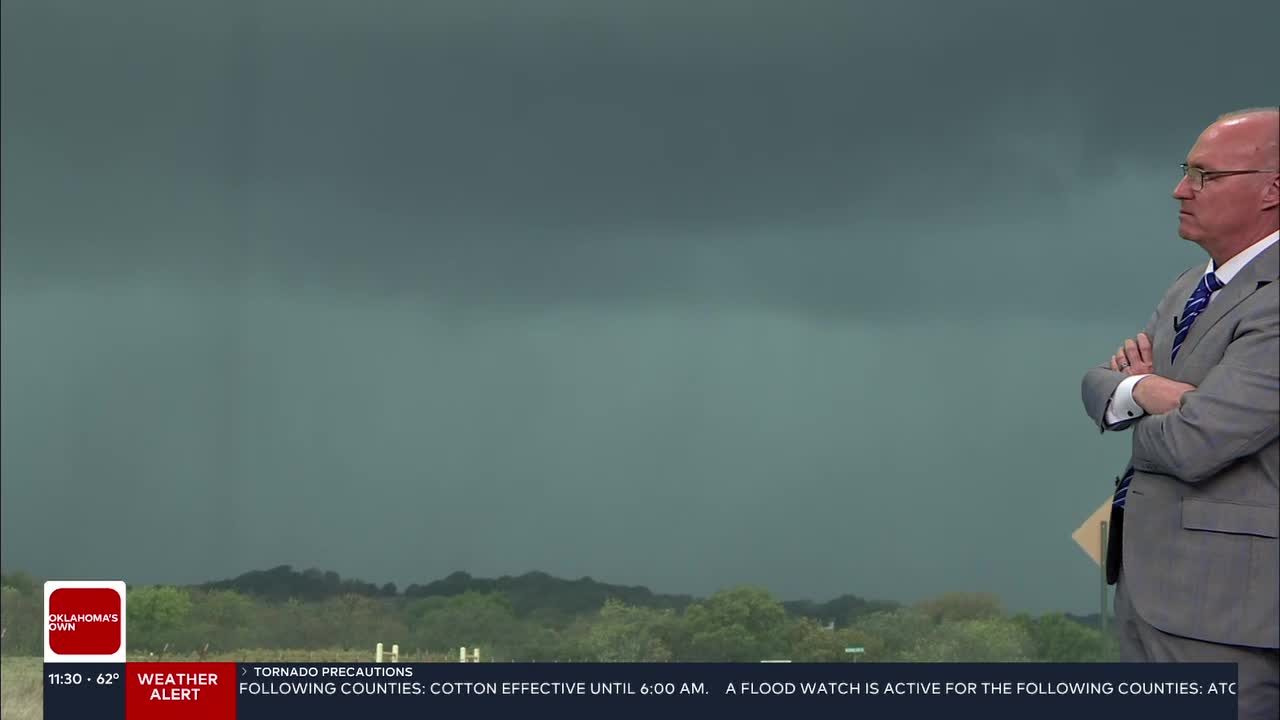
[
  {"xmin": 1215, "ymin": 106, "xmax": 1280, "ymax": 124},
  {"xmin": 1207, "ymin": 107, "xmax": 1280, "ymax": 167},
  {"xmin": 1173, "ymin": 107, "xmax": 1280, "ymax": 264}
]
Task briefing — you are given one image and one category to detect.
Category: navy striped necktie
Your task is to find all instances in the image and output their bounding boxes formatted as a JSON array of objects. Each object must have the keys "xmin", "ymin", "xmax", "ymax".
[
  {"xmin": 1171, "ymin": 272, "xmax": 1224, "ymax": 363},
  {"xmin": 1115, "ymin": 271, "xmax": 1225, "ymax": 510},
  {"xmin": 1114, "ymin": 466, "xmax": 1135, "ymax": 509}
]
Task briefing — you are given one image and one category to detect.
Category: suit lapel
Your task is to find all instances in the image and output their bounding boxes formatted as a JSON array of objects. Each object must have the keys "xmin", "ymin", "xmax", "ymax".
[{"xmin": 1175, "ymin": 242, "xmax": 1280, "ymax": 365}]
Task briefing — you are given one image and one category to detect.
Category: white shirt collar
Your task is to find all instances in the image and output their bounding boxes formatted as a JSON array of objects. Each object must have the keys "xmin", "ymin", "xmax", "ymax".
[{"xmin": 1207, "ymin": 229, "xmax": 1280, "ymax": 284}]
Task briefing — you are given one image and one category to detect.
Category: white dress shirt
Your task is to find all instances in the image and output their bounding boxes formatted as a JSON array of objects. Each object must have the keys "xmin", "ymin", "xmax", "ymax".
[{"xmin": 1104, "ymin": 229, "xmax": 1280, "ymax": 428}]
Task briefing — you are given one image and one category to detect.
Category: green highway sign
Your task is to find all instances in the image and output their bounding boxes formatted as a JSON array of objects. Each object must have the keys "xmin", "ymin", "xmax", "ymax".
[{"xmin": 845, "ymin": 647, "xmax": 865, "ymax": 654}]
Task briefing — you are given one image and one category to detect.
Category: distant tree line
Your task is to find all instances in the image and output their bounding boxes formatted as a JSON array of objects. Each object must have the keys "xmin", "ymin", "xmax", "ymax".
[{"xmin": 0, "ymin": 568, "xmax": 1118, "ymax": 662}]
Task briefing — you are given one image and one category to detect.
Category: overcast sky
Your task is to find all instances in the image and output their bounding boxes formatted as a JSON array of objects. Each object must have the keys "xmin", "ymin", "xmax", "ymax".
[{"xmin": 3, "ymin": 0, "xmax": 1277, "ymax": 614}]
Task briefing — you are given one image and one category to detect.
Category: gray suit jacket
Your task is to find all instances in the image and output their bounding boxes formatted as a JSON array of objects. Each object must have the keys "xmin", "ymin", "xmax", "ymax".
[{"xmin": 1081, "ymin": 241, "xmax": 1279, "ymax": 649}]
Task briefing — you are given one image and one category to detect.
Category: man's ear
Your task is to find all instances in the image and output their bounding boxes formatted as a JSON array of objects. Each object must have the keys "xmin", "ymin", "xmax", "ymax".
[{"xmin": 1264, "ymin": 175, "xmax": 1280, "ymax": 212}]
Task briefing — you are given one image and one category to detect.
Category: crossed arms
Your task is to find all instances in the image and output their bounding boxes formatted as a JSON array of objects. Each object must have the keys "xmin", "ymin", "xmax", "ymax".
[{"xmin": 1082, "ymin": 295, "xmax": 1280, "ymax": 484}]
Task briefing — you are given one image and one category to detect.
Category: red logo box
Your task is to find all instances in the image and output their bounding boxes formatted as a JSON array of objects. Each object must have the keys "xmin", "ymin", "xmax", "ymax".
[
  {"xmin": 48, "ymin": 588, "xmax": 122, "ymax": 655},
  {"xmin": 44, "ymin": 580, "xmax": 128, "ymax": 662}
]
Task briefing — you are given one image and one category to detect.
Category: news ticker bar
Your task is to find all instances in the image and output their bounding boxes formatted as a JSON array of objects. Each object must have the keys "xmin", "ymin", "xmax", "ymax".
[{"xmin": 45, "ymin": 661, "xmax": 1238, "ymax": 720}]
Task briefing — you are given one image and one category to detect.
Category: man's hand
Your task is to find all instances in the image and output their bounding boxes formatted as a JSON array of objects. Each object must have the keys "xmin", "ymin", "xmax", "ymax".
[
  {"xmin": 1110, "ymin": 333, "xmax": 1155, "ymax": 375},
  {"xmin": 1132, "ymin": 375, "xmax": 1197, "ymax": 415}
]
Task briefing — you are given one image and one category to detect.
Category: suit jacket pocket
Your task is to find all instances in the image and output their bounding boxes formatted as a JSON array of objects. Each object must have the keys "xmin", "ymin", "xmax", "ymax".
[{"xmin": 1182, "ymin": 497, "xmax": 1280, "ymax": 538}]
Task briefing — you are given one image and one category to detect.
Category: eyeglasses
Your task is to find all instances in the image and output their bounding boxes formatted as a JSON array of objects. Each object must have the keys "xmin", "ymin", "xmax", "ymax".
[{"xmin": 1180, "ymin": 162, "xmax": 1279, "ymax": 191}]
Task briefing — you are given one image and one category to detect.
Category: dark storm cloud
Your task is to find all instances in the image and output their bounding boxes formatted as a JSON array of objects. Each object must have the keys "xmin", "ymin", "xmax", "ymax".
[
  {"xmin": 5, "ymin": 0, "xmax": 1276, "ymax": 317},
  {"xmin": 3, "ymin": 0, "xmax": 1278, "ymax": 614}
]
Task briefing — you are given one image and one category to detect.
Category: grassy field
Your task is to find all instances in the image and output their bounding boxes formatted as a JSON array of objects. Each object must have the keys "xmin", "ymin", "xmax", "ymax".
[
  {"xmin": 1, "ymin": 649, "xmax": 457, "ymax": 720},
  {"xmin": 1, "ymin": 657, "xmax": 41, "ymax": 720}
]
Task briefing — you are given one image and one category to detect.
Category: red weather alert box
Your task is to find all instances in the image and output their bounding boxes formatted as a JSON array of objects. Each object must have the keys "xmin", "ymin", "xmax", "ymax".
[
  {"xmin": 125, "ymin": 662, "xmax": 238, "ymax": 720},
  {"xmin": 43, "ymin": 580, "xmax": 127, "ymax": 663}
]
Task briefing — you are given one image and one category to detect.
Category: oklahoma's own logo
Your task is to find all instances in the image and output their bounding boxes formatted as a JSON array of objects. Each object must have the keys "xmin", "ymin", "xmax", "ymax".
[{"xmin": 44, "ymin": 581, "xmax": 127, "ymax": 662}]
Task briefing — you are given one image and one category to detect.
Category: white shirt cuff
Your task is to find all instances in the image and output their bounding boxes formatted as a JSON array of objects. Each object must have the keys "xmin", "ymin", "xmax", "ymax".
[{"xmin": 1104, "ymin": 374, "xmax": 1152, "ymax": 427}]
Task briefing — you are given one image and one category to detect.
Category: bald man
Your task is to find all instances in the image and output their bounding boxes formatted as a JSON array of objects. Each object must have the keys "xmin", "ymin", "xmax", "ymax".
[{"xmin": 1081, "ymin": 108, "xmax": 1279, "ymax": 719}]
